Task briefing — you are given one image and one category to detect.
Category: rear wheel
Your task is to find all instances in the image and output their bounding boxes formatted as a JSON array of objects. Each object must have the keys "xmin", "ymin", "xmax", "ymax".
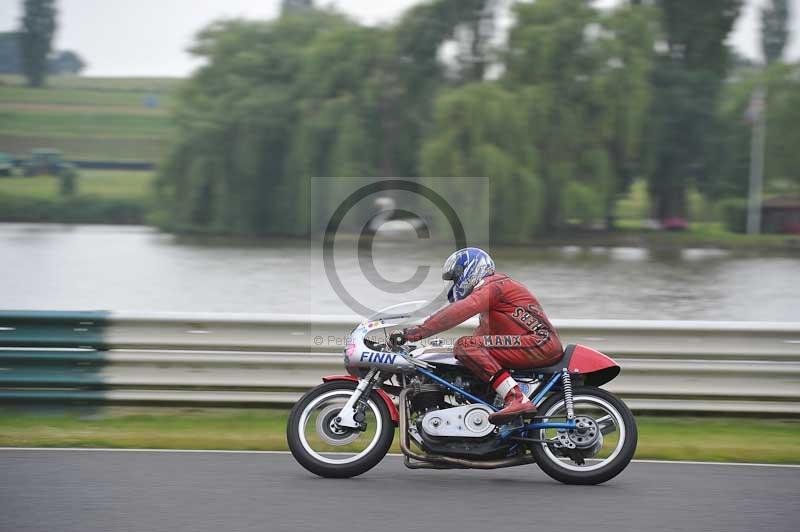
[
  {"xmin": 531, "ymin": 386, "xmax": 637, "ymax": 485},
  {"xmin": 287, "ymin": 381, "xmax": 394, "ymax": 478}
]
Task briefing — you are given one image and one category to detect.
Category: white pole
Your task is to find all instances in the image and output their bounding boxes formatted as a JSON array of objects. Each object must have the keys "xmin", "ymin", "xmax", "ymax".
[{"xmin": 747, "ymin": 87, "xmax": 767, "ymax": 235}]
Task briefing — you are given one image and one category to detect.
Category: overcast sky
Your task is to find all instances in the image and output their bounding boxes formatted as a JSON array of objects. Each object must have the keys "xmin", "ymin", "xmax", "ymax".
[{"xmin": 0, "ymin": 0, "xmax": 798, "ymax": 77}]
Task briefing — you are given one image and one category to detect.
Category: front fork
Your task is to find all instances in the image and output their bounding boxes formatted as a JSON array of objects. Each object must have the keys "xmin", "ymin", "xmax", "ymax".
[{"xmin": 335, "ymin": 368, "xmax": 380, "ymax": 429}]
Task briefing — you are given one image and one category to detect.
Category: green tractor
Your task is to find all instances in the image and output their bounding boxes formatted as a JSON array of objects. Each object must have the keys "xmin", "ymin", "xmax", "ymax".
[
  {"xmin": 0, "ymin": 152, "xmax": 14, "ymax": 177},
  {"xmin": 22, "ymin": 149, "xmax": 75, "ymax": 177}
]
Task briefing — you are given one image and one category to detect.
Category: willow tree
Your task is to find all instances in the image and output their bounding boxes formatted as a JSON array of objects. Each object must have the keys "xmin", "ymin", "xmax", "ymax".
[
  {"xmin": 157, "ymin": 12, "xmax": 351, "ymax": 235},
  {"xmin": 761, "ymin": 0, "xmax": 789, "ymax": 65},
  {"xmin": 158, "ymin": 1, "xmax": 496, "ymax": 236},
  {"xmin": 646, "ymin": 0, "xmax": 742, "ymax": 220},
  {"xmin": 502, "ymin": 0, "xmax": 655, "ymax": 230},
  {"xmin": 421, "ymin": 83, "xmax": 541, "ymax": 242}
]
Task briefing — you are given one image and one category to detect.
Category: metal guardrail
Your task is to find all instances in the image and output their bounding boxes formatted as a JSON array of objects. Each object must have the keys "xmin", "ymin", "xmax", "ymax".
[{"xmin": 1, "ymin": 311, "xmax": 799, "ymax": 414}]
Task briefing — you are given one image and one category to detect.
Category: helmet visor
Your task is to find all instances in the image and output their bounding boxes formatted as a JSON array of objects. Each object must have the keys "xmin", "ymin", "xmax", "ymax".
[
  {"xmin": 441, "ymin": 263, "xmax": 463, "ymax": 282},
  {"xmin": 444, "ymin": 281, "xmax": 456, "ymax": 304}
]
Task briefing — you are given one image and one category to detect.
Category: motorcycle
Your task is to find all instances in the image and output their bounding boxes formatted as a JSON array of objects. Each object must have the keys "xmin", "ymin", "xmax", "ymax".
[{"xmin": 287, "ymin": 302, "xmax": 638, "ymax": 485}]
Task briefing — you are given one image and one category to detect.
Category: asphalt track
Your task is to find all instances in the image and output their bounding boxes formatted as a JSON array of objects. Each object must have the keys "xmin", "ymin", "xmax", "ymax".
[{"xmin": 1, "ymin": 450, "xmax": 798, "ymax": 532}]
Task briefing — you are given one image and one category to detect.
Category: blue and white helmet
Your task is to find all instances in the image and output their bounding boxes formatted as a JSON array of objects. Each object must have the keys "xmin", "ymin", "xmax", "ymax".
[{"xmin": 442, "ymin": 247, "xmax": 496, "ymax": 303}]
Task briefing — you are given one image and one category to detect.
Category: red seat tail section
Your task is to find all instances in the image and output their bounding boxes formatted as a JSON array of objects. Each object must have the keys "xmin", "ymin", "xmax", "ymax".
[{"xmin": 567, "ymin": 345, "xmax": 620, "ymax": 386}]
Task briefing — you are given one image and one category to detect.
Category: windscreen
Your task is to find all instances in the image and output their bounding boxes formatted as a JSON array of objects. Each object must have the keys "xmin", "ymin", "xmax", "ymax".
[{"xmin": 367, "ymin": 300, "xmax": 431, "ymax": 321}]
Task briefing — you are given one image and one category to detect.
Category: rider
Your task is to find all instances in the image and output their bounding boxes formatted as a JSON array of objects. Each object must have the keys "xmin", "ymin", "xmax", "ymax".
[{"xmin": 399, "ymin": 248, "xmax": 563, "ymax": 424}]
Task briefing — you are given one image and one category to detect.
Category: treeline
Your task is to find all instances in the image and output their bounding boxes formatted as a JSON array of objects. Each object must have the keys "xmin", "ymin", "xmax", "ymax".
[
  {"xmin": 4, "ymin": 1, "xmax": 86, "ymax": 86},
  {"xmin": 0, "ymin": 32, "xmax": 85, "ymax": 76},
  {"xmin": 156, "ymin": 0, "xmax": 799, "ymax": 240}
]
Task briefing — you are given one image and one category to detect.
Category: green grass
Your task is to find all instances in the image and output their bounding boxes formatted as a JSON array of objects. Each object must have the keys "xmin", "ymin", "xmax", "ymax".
[
  {"xmin": 0, "ymin": 110, "xmax": 173, "ymax": 138},
  {"xmin": 0, "ymin": 74, "xmax": 182, "ymax": 93},
  {"xmin": 614, "ymin": 180, "xmax": 650, "ymax": 221},
  {"xmin": 0, "ymin": 170, "xmax": 154, "ymax": 224},
  {"xmin": 0, "ymin": 75, "xmax": 179, "ymax": 161},
  {"xmin": 0, "ymin": 134, "xmax": 164, "ymax": 161},
  {"xmin": 609, "ymin": 180, "xmax": 800, "ymax": 251},
  {"xmin": 614, "ymin": 181, "xmax": 716, "ymax": 224},
  {"xmin": 0, "ymin": 171, "xmax": 156, "ymax": 200},
  {"xmin": 0, "ymin": 86, "xmax": 174, "ymax": 109},
  {"xmin": 636, "ymin": 416, "xmax": 800, "ymax": 463},
  {"xmin": 0, "ymin": 409, "xmax": 797, "ymax": 464},
  {"xmin": 617, "ymin": 222, "xmax": 798, "ymax": 250}
]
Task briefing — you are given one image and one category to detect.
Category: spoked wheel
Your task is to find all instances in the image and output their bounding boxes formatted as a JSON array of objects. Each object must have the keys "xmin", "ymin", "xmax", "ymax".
[
  {"xmin": 287, "ymin": 381, "xmax": 394, "ymax": 478},
  {"xmin": 531, "ymin": 386, "xmax": 637, "ymax": 485}
]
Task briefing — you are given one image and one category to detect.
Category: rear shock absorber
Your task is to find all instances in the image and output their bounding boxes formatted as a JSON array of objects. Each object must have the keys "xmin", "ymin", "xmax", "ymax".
[{"xmin": 561, "ymin": 369, "xmax": 575, "ymax": 420}]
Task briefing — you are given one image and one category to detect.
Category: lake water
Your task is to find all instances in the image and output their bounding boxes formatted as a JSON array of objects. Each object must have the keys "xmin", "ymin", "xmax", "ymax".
[{"xmin": 1, "ymin": 223, "xmax": 798, "ymax": 321}]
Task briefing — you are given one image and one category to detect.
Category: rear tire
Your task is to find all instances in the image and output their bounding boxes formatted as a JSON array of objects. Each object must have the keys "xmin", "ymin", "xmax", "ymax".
[
  {"xmin": 287, "ymin": 381, "xmax": 394, "ymax": 478},
  {"xmin": 532, "ymin": 386, "xmax": 637, "ymax": 485}
]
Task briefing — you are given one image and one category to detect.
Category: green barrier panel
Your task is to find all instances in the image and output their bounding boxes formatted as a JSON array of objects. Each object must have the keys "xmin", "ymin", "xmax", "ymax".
[
  {"xmin": 0, "ymin": 311, "xmax": 110, "ymax": 349},
  {"xmin": 0, "ymin": 350, "xmax": 107, "ymax": 363},
  {"xmin": 0, "ymin": 312, "xmax": 111, "ymax": 412}
]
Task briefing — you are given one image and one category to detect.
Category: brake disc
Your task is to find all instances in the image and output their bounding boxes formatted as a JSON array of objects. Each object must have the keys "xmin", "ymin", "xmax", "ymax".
[{"xmin": 315, "ymin": 404, "xmax": 360, "ymax": 446}]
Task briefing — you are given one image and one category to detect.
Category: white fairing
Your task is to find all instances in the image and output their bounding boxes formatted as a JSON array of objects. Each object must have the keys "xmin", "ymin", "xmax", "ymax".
[
  {"xmin": 411, "ymin": 350, "xmax": 460, "ymax": 366},
  {"xmin": 344, "ymin": 301, "xmax": 462, "ymax": 372}
]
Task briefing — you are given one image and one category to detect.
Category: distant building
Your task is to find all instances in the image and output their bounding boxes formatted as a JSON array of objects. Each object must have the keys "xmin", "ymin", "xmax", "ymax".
[
  {"xmin": 762, "ymin": 197, "xmax": 800, "ymax": 234},
  {"xmin": 0, "ymin": 32, "xmax": 22, "ymax": 74}
]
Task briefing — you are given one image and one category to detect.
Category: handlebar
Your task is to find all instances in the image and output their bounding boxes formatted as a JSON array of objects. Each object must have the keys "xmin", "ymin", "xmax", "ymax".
[{"xmin": 388, "ymin": 330, "xmax": 406, "ymax": 348}]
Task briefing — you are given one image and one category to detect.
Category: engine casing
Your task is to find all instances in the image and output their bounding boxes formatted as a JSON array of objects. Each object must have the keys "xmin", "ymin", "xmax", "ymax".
[{"xmin": 420, "ymin": 404, "xmax": 495, "ymax": 439}]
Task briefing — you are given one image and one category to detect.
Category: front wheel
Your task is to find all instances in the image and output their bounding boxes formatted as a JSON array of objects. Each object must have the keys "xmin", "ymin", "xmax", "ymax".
[
  {"xmin": 287, "ymin": 381, "xmax": 394, "ymax": 478},
  {"xmin": 532, "ymin": 386, "xmax": 637, "ymax": 485}
]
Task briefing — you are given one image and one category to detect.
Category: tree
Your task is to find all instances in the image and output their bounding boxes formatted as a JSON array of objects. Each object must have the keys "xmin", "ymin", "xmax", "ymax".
[
  {"xmin": 386, "ymin": 0, "xmax": 499, "ymax": 176},
  {"xmin": 19, "ymin": 0, "xmax": 56, "ymax": 87},
  {"xmin": 502, "ymin": 0, "xmax": 655, "ymax": 230},
  {"xmin": 447, "ymin": 0, "xmax": 499, "ymax": 82},
  {"xmin": 48, "ymin": 50, "xmax": 85, "ymax": 74},
  {"xmin": 421, "ymin": 83, "xmax": 541, "ymax": 241},
  {"xmin": 761, "ymin": 0, "xmax": 789, "ymax": 64},
  {"xmin": 159, "ymin": 12, "xmax": 350, "ymax": 235},
  {"xmin": 714, "ymin": 64, "xmax": 800, "ymax": 198},
  {"xmin": 158, "ymin": 1, "xmax": 499, "ymax": 236},
  {"xmin": 281, "ymin": 0, "xmax": 313, "ymax": 16},
  {"xmin": 646, "ymin": 0, "xmax": 742, "ymax": 220}
]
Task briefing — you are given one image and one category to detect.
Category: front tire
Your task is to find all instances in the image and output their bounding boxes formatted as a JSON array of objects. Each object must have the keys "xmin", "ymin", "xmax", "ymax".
[
  {"xmin": 532, "ymin": 386, "xmax": 637, "ymax": 485},
  {"xmin": 287, "ymin": 381, "xmax": 394, "ymax": 478}
]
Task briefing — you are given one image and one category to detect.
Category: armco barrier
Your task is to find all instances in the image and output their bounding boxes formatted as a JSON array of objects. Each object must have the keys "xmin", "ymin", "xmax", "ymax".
[{"xmin": 0, "ymin": 311, "xmax": 798, "ymax": 414}]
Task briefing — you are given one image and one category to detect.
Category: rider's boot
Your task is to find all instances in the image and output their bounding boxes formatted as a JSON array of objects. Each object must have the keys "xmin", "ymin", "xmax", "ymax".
[{"xmin": 488, "ymin": 371, "xmax": 537, "ymax": 424}]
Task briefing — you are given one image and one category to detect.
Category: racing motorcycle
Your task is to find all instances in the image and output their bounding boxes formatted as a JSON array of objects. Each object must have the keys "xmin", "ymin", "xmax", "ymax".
[{"xmin": 287, "ymin": 302, "xmax": 637, "ymax": 485}]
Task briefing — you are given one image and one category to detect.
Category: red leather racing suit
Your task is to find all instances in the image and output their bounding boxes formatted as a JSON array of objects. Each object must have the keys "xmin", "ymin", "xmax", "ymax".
[{"xmin": 404, "ymin": 274, "xmax": 563, "ymax": 382}]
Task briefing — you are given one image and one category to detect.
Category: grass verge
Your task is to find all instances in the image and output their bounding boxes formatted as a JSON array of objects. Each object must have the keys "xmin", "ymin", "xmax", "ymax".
[
  {"xmin": 0, "ymin": 171, "xmax": 155, "ymax": 200},
  {"xmin": 1, "ymin": 409, "xmax": 797, "ymax": 464},
  {"xmin": 0, "ymin": 171, "xmax": 154, "ymax": 224},
  {"xmin": 0, "ymin": 75, "xmax": 178, "ymax": 161}
]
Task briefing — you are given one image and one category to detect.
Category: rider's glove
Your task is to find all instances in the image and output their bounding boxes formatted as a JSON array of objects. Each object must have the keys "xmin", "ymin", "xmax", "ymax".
[
  {"xmin": 403, "ymin": 326, "xmax": 423, "ymax": 343},
  {"xmin": 388, "ymin": 330, "xmax": 406, "ymax": 347}
]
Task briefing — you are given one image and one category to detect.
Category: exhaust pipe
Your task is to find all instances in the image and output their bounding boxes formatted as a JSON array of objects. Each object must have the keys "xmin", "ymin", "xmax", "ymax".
[{"xmin": 398, "ymin": 388, "xmax": 537, "ymax": 470}]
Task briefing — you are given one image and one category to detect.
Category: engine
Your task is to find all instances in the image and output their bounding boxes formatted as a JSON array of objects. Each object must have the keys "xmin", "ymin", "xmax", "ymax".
[
  {"xmin": 419, "ymin": 404, "xmax": 495, "ymax": 439},
  {"xmin": 408, "ymin": 382, "xmax": 509, "ymax": 458}
]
